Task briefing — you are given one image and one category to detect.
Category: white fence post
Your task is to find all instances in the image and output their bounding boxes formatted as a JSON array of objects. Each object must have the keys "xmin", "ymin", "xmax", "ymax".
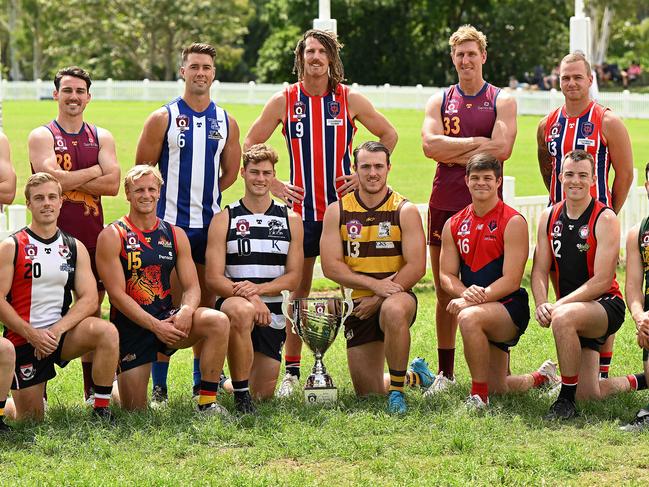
[
  {"xmin": 503, "ymin": 176, "xmax": 515, "ymax": 206},
  {"xmin": 7, "ymin": 204, "xmax": 26, "ymax": 231}
]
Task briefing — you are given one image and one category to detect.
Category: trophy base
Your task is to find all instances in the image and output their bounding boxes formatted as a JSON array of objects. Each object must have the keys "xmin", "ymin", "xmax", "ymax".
[{"xmin": 304, "ymin": 387, "xmax": 337, "ymax": 404}]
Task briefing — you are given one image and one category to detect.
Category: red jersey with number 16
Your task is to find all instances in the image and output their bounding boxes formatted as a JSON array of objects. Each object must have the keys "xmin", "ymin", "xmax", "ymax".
[{"xmin": 282, "ymin": 82, "xmax": 357, "ymax": 222}]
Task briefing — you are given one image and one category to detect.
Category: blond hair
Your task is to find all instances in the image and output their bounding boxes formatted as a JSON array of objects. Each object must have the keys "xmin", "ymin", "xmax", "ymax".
[
  {"xmin": 449, "ymin": 25, "xmax": 487, "ymax": 54},
  {"xmin": 125, "ymin": 165, "xmax": 164, "ymax": 191},
  {"xmin": 243, "ymin": 144, "xmax": 279, "ymax": 168},
  {"xmin": 560, "ymin": 51, "xmax": 591, "ymax": 75},
  {"xmin": 25, "ymin": 172, "xmax": 62, "ymax": 200}
]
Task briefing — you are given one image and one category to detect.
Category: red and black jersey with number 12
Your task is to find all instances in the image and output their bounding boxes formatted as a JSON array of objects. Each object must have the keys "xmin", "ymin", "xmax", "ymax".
[
  {"xmin": 450, "ymin": 200, "xmax": 526, "ymax": 301},
  {"xmin": 282, "ymin": 82, "xmax": 357, "ymax": 222},
  {"xmin": 546, "ymin": 198, "xmax": 621, "ymax": 299}
]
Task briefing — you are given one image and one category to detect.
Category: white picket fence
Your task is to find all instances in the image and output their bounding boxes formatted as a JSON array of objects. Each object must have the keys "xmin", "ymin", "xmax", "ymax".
[{"xmin": 2, "ymin": 79, "xmax": 649, "ymax": 119}]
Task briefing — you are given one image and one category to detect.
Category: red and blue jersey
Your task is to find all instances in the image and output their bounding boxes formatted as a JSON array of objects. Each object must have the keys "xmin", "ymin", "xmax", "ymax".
[
  {"xmin": 430, "ymin": 82, "xmax": 501, "ymax": 212},
  {"xmin": 282, "ymin": 82, "xmax": 357, "ymax": 222},
  {"xmin": 544, "ymin": 101, "xmax": 611, "ymax": 206},
  {"xmin": 450, "ymin": 200, "xmax": 524, "ymax": 299}
]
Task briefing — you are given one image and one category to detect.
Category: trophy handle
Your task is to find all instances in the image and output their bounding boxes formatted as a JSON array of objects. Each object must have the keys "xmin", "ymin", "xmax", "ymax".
[
  {"xmin": 281, "ymin": 290, "xmax": 297, "ymax": 335},
  {"xmin": 341, "ymin": 288, "xmax": 354, "ymax": 325}
]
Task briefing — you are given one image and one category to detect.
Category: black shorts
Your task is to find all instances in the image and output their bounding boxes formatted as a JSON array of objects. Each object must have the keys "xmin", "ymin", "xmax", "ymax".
[
  {"xmin": 579, "ymin": 294, "xmax": 626, "ymax": 352},
  {"xmin": 87, "ymin": 247, "xmax": 105, "ymax": 292},
  {"xmin": 489, "ymin": 289, "xmax": 530, "ymax": 353},
  {"xmin": 344, "ymin": 292, "xmax": 418, "ymax": 349},
  {"xmin": 427, "ymin": 207, "xmax": 458, "ymax": 246},
  {"xmin": 182, "ymin": 226, "xmax": 209, "ymax": 265},
  {"xmin": 214, "ymin": 297, "xmax": 285, "ymax": 361},
  {"xmin": 115, "ymin": 317, "xmax": 177, "ymax": 374},
  {"xmin": 303, "ymin": 220, "xmax": 323, "ymax": 258},
  {"xmin": 11, "ymin": 332, "xmax": 70, "ymax": 390}
]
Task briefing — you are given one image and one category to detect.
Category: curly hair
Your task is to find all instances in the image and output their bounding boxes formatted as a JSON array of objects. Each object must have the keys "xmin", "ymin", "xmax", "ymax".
[{"xmin": 294, "ymin": 29, "xmax": 345, "ymax": 92}]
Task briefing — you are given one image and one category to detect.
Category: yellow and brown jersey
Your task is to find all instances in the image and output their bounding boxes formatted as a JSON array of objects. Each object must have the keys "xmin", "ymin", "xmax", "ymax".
[{"xmin": 339, "ymin": 188, "xmax": 406, "ymax": 298}]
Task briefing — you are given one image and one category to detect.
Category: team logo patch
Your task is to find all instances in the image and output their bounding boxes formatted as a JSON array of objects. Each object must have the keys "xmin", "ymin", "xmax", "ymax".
[
  {"xmin": 488, "ymin": 220, "xmax": 498, "ymax": 232},
  {"xmin": 236, "ymin": 219, "xmax": 250, "ymax": 237},
  {"xmin": 445, "ymin": 100, "xmax": 458, "ymax": 115},
  {"xmin": 58, "ymin": 244, "xmax": 70, "ymax": 258},
  {"xmin": 314, "ymin": 302, "xmax": 326, "ymax": 315},
  {"xmin": 54, "ymin": 135, "xmax": 68, "ymax": 152},
  {"xmin": 327, "ymin": 101, "xmax": 341, "ymax": 118},
  {"xmin": 20, "ymin": 364, "xmax": 35, "ymax": 381},
  {"xmin": 641, "ymin": 231, "xmax": 649, "ymax": 248},
  {"xmin": 581, "ymin": 121, "xmax": 594, "ymax": 137},
  {"xmin": 551, "ymin": 220, "xmax": 563, "ymax": 237},
  {"xmin": 208, "ymin": 117, "xmax": 223, "ymax": 140},
  {"xmin": 549, "ymin": 123, "xmax": 562, "ymax": 139},
  {"xmin": 578, "ymin": 225, "xmax": 589, "ymax": 240},
  {"xmin": 377, "ymin": 221, "xmax": 391, "ymax": 239},
  {"xmin": 346, "ymin": 220, "xmax": 363, "ymax": 239},
  {"xmin": 293, "ymin": 101, "xmax": 306, "ymax": 119},
  {"xmin": 176, "ymin": 114, "xmax": 190, "ymax": 131},
  {"xmin": 157, "ymin": 236, "xmax": 172, "ymax": 248},
  {"xmin": 268, "ymin": 219, "xmax": 286, "ymax": 238},
  {"xmin": 457, "ymin": 219, "xmax": 471, "ymax": 237},
  {"xmin": 25, "ymin": 244, "xmax": 38, "ymax": 260},
  {"xmin": 125, "ymin": 232, "xmax": 141, "ymax": 251}
]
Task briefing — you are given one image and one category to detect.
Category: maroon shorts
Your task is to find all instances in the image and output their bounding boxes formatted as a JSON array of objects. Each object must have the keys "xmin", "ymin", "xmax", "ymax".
[
  {"xmin": 427, "ymin": 206, "xmax": 459, "ymax": 246},
  {"xmin": 87, "ymin": 247, "xmax": 105, "ymax": 292}
]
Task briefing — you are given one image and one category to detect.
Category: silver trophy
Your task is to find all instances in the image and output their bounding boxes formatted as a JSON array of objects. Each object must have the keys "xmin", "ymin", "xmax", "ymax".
[{"xmin": 281, "ymin": 289, "xmax": 354, "ymax": 404}]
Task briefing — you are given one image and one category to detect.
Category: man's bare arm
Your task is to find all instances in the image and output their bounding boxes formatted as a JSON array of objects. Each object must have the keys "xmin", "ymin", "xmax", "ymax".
[
  {"xmin": 483, "ymin": 215, "xmax": 528, "ymax": 301},
  {"xmin": 218, "ymin": 115, "xmax": 241, "ymax": 193},
  {"xmin": 625, "ymin": 225, "xmax": 646, "ymax": 323},
  {"xmin": 461, "ymin": 93, "xmax": 517, "ymax": 162},
  {"xmin": 243, "ymin": 92, "xmax": 284, "ymax": 150},
  {"xmin": 204, "ymin": 209, "xmax": 236, "ymax": 297},
  {"xmin": 537, "ymin": 116, "xmax": 553, "ymax": 192},
  {"xmin": 135, "ymin": 108, "xmax": 169, "ymax": 165},
  {"xmin": 77, "ymin": 128, "xmax": 120, "ymax": 196},
  {"xmin": 28, "ymin": 127, "xmax": 102, "ymax": 191},
  {"xmin": 531, "ymin": 209, "xmax": 552, "ymax": 306},
  {"xmin": 391, "ymin": 203, "xmax": 426, "ymax": 290},
  {"xmin": 603, "ymin": 111, "xmax": 634, "ymax": 213},
  {"xmin": 439, "ymin": 220, "xmax": 466, "ymax": 298},
  {"xmin": 348, "ymin": 91, "xmax": 398, "ymax": 152},
  {"xmin": 172, "ymin": 228, "xmax": 201, "ymax": 312},
  {"xmin": 0, "ymin": 133, "xmax": 16, "ymax": 205}
]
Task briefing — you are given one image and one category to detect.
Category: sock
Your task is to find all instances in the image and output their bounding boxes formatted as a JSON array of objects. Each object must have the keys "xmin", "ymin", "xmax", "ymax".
[
  {"xmin": 82, "ymin": 361, "xmax": 95, "ymax": 399},
  {"xmin": 232, "ymin": 380, "xmax": 250, "ymax": 400},
  {"xmin": 388, "ymin": 368, "xmax": 406, "ymax": 394},
  {"xmin": 198, "ymin": 380, "xmax": 219, "ymax": 406},
  {"xmin": 93, "ymin": 385, "xmax": 112, "ymax": 409},
  {"xmin": 151, "ymin": 361, "xmax": 169, "ymax": 389},
  {"xmin": 285, "ymin": 355, "xmax": 301, "ymax": 379},
  {"xmin": 599, "ymin": 351, "xmax": 613, "ymax": 379},
  {"xmin": 193, "ymin": 358, "xmax": 201, "ymax": 388},
  {"xmin": 558, "ymin": 375, "xmax": 578, "ymax": 402},
  {"xmin": 471, "ymin": 381, "xmax": 489, "ymax": 403},
  {"xmin": 0, "ymin": 399, "xmax": 5, "ymax": 419},
  {"xmin": 531, "ymin": 371, "xmax": 549, "ymax": 388},
  {"xmin": 437, "ymin": 348, "xmax": 455, "ymax": 379},
  {"xmin": 627, "ymin": 373, "xmax": 648, "ymax": 391},
  {"xmin": 405, "ymin": 370, "xmax": 420, "ymax": 387},
  {"xmin": 643, "ymin": 348, "xmax": 648, "ymax": 362}
]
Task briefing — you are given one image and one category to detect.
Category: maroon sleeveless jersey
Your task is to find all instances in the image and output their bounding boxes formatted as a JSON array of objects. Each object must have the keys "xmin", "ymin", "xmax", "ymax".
[
  {"xmin": 429, "ymin": 83, "xmax": 500, "ymax": 212},
  {"xmin": 41, "ymin": 121, "xmax": 103, "ymax": 250}
]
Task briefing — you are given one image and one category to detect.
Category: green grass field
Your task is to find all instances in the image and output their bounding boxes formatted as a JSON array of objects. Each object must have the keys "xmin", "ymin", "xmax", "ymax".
[{"xmin": 2, "ymin": 101, "xmax": 649, "ymax": 485}]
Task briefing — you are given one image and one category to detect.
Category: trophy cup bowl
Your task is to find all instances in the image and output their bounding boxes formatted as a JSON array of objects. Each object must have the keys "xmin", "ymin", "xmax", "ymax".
[{"xmin": 281, "ymin": 288, "xmax": 353, "ymax": 404}]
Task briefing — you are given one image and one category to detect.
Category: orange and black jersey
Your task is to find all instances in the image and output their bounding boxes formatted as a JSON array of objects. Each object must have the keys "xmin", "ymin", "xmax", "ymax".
[{"xmin": 547, "ymin": 198, "xmax": 621, "ymax": 299}]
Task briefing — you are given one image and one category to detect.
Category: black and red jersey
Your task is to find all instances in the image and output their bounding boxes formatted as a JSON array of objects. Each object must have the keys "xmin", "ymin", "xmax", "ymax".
[{"xmin": 546, "ymin": 198, "xmax": 621, "ymax": 299}]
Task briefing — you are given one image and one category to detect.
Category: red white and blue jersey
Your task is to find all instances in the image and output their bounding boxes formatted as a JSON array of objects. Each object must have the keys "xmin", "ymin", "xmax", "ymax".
[
  {"xmin": 544, "ymin": 101, "xmax": 611, "ymax": 206},
  {"xmin": 547, "ymin": 198, "xmax": 621, "ymax": 299},
  {"xmin": 4, "ymin": 228, "xmax": 77, "ymax": 346},
  {"xmin": 158, "ymin": 97, "xmax": 229, "ymax": 229},
  {"xmin": 282, "ymin": 82, "xmax": 357, "ymax": 221},
  {"xmin": 450, "ymin": 200, "xmax": 525, "ymax": 299},
  {"xmin": 430, "ymin": 82, "xmax": 501, "ymax": 212}
]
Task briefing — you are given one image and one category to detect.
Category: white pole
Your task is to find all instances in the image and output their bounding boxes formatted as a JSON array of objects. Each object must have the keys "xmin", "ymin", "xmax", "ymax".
[{"xmin": 314, "ymin": 0, "xmax": 337, "ymax": 33}]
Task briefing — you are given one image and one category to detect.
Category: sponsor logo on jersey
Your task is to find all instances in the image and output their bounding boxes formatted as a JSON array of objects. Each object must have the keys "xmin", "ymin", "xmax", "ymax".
[
  {"xmin": 569, "ymin": 122, "xmax": 575, "ymax": 129},
  {"xmin": 465, "ymin": 103, "xmax": 473, "ymax": 109},
  {"xmin": 60, "ymin": 263, "xmax": 74, "ymax": 272},
  {"xmin": 578, "ymin": 225, "xmax": 589, "ymax": 240},
  {"xmin": 326, "ymin": 118, "xmax": 343, "ymax": 126},
  {"xmin": 158, "ymin": 254, "xmax": 173, "ymax": 260},
  {"xmin": 478, "ymin": 101, "xmax": 493, "ymax": 111},
  {"xmin": 581, "ymin": 121, "xmax": 594, "ymax": 137},
  {"xmin": 378, "ymin": 221, "xmax": 391, "ymax": 238},
  {"xmin": 176, "ymin": 114, "xmax": 190, "ymax": 131},
  {"xmin": 551, "ymin": 220, "xmax": 563, "ymax": 237},
  {"xmin": 577, "ymin": 243, "xmax": 590, "ymax": 252},
  {"xmin": 20, "ymin": 364, "xmax": 35, "ymax": 381},
  {"xmin": 126, "ymin": 232, "xmax": 141, "ymax": 251},
  {"xmin": 45, "ymin": 247, "xmax": 52, "ymax": 254},
  {"xmin": 476, "ymin": 224, "xmax": 484, "ymax": 230},
  {"xmin": 25, "ymin": 244, "xmax": 38, "ymax": 260},
  {"xmin": 376, "ymin": 241, "xmax": 395, "ymax": 249},
  {"xmin": 54, "ymin": 136, "xmax": 68, "ymax": 152},
  {"xmin": 577, "ymin": 138, "xmax": 595, "ymax": 147},
  {"xmin": 346, "ymin": 219, "xmax": 363, "ymax": 239},
  {"xmin": 157, "ymin": 236, "xmax": 172, "ymax": 248},
  {"xmin": 208, "ymin": 130, "xmax": 223, "ymax": 140},
  {"xmin": 327, "ymin": 101, "xmax": 340, "ymax": 118},
  {"xmin": 293, "ymin": 101, "xmax": 306, "ymax": 119},
  {"xmin": 236, "ymin": 219, "xmax": 250, "ymax": 237},
  {"xmin": 268, "ymin": 219, "xmax": 286, "ymax": 238},
  {"xmin": 58, "ymin": 244, "xmax": 70, "ymax": 258}
]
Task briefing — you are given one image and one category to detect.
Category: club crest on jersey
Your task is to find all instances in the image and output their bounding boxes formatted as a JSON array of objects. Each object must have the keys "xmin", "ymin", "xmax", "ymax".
[
  {"xmin": 293, "ymin": 101, "xmax": 306, "ymax": 120},
  {"xmin": 346, "ymin": 220, "xmax": 363, "ymax": 239},
  {"xmin": 578, "ymin": 225, "xmax": 589, "ymax": 240},
  {"xmin": 641, "ymin": 231, "xmax": 649, "ymax": 248},
  {"xmin": 457, "ymin": 219, "xmax": 471, "ymax": 237},
  {"xmin": 377, "ymin": 221, "xmax": 391, "ymax": 239},
  {"xmin": 176, "ymin": 114, "xmax": 190, "ymax": 131},
  {"xmin": 25, "ymin": 244, "xmax": 38, "ymax": 260},
  {"xmin": 314, "ymin": 302, "xmax": 326, "ymax": 315},
  {"xmin": 208, "ymin": 118, "xmax": 223, "ymax": 140},
  {"xmin": 236, "ymin": 219, "xmax": 250, "ymax": 237},
  {"xmin": 267, "ymin": 219, "xmax": 286, "ymax": 238},
  {"xmin": 581, "ymin": 122, "xmax": 594, "ymax": 137},
  {"xmin": 445, "ymin": 100, "xmax": 458, "ymax": 115},
  {"xmin": 54, "ymin": 136, "xmax": 68, "ymax": 152},
  {"xmin": 125, "ymin": 232, "xmax": 141, "ymax": 251},
  {"xmin": 20, "ymin": 364, "xmax": 35, "ymax": 381},
  {"xmin": 551, "ymin": 220, "xmax": 563, "ymax": 237},
  {"xmin": 157, "ymin": 236, "xmax": 172, "ymax": 248},
  {"xmin": 488, "ymin": 220, "xmax": 498, "ymax": 232},
  {"xmin": 327, "ymin": 101, "xmax": 341, "ymax": 118}
]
